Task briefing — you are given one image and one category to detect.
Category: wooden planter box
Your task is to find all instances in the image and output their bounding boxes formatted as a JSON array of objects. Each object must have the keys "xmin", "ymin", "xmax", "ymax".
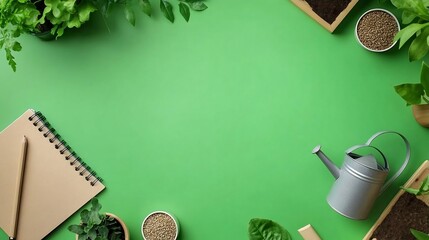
[
  {"xmin": 290, "ymin": 0, "xmax": 359, "ymax": 33},
  {"xmin": 363, "ymin": 160, "xmax": 429, "ymax": 239}
]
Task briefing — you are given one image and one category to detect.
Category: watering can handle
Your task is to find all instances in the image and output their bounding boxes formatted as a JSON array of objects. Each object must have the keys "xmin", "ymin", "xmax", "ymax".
[
  {"xmin": 346, "ymin": 131, "xmax": 410, "ymax": 193},
  {"xmin": 367, "ymin": 131, "xmax": 410, "ymax": 193}
]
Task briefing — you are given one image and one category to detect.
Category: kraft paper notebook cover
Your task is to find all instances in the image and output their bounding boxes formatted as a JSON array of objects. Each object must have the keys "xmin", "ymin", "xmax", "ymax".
[{"xmin": 0, "ymin": 109, "xmax": 105, "ymax": 240}]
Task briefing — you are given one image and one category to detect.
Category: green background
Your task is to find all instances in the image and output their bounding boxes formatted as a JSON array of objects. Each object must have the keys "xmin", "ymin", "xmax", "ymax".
[{"xmin": 1, "ymin": 0, "xmax": 428, "ymax": 239}]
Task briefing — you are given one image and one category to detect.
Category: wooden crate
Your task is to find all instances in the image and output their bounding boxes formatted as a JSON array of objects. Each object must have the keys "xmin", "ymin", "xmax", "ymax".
[
  {"xmin": 363, "ymin": 160, "xmax": 429, "ymax": 240},
  {"xmin": 290, "ymin": 0, "xmax": 359, "ymax": 33}
]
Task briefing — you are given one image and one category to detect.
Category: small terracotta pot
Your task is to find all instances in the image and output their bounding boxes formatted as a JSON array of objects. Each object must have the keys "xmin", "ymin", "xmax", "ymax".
[
  {"xmin": 412, "ymin": 104, "xmax": 429, "ymax": 127},
  {"xmin": 75, "ymin": 213, "xmax": 129, "ymax": 240}
]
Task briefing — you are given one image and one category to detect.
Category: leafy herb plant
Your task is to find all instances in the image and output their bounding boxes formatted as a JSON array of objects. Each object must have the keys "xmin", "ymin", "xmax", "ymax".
[
  {"xmin": 390, "ymin": 0, "xmax": 429, "ymax": 61},
  {"xmin": 68, "ymin": 198, "xmax": 125, "ymax": 240},
  {"xmin": 0, "ymin": 0, "xmax": 39, "ymax": 71},
  {"xmin": 248, "ymin": 218, "xmax": 292, "ymax": 240},
  {"xmin": 395, "ymin": 61, "xmax": 429, "ymax": 105}
]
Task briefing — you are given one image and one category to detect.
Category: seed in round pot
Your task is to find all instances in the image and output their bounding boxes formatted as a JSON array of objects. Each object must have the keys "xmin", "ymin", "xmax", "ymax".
[
  {"xmin": 143, "ymin": 213, "xmax": 177, "ymax": 240},
  {"xmin": 357, "ymin": 10, "xmax": 398, "ymax": 51}
]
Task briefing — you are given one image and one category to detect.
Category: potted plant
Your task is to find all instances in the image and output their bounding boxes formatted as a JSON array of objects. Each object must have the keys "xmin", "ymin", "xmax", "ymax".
[
  {"xmin": 68, "ymin": 198, "xmax": 130, "ymax": 240},
  {"xmin": 0, "ymin": 0, "xmax": 96, "ymax": 71},
  {"xmin": 363, "ymin": 160, "xmax": 429, "ymax": 240},
  {"xmin": 0, "ymin": 0, "xmax": 208, "ymax": 72},
  {"xmin": 395, "ymin": 61, "xmax": 429, "ymax": 127}
]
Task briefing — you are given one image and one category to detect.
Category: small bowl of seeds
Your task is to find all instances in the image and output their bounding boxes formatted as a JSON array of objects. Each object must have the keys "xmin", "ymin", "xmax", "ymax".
[
  {"xmin": 142, "ymin": 211, "xmax": 179, "ymax": 240},
  {"xmin": 355, "ymin": 8, "xmax": 400, "ymax": 52}
]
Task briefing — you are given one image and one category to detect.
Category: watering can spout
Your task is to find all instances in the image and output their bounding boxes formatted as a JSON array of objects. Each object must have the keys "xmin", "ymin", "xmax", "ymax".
[{"xmin": 312, "ymin": 145, "xmax": 340, "ymax": 179}]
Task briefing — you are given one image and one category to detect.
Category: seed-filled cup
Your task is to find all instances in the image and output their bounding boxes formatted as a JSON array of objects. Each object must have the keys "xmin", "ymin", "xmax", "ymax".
[
  {"xmin": 142, "ymin": 211, "xmax": 179, "ymax": 240},
  {"xmin": 355, "ymin": 9, "xmax": 400, "ymax": 52}
]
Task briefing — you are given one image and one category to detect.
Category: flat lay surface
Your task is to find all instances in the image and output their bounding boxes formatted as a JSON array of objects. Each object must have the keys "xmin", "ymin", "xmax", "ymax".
[{"xmin": 1, "ymin": 0, "xmax": 429, "ymax": 239}]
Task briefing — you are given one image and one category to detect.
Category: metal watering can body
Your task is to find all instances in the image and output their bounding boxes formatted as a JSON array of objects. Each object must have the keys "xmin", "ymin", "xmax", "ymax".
[{"xmin": 312, "ymin": 131, "xmax": 410, "ymax": 220}]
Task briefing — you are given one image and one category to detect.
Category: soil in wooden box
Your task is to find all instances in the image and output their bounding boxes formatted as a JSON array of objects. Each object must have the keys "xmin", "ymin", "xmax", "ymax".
[
  {"xmin": 370, "ymin": 192, "xmax": 429, "ymax": 240},
  {"xmin": 305, "ymin": 0, "xmax": 352, "ymax": 24}
]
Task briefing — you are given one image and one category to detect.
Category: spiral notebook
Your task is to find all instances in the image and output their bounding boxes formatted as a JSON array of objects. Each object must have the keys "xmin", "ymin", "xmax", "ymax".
[{"xmin": 0, "ymin": 109, "xmax": 105, "ymax": 240}]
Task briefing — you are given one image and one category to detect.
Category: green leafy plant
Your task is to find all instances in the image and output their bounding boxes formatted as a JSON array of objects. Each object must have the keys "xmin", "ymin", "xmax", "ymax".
[
  {"xmin": 248, "ymin": 218, "xmax": 292, "ymax": 240},
  {"xmin": 395, "ymin": 61, "xmax": 429, "ymax": 105},
  {"xmin": 1, "ymin": 0, "xmax": 97, "ymax": 72},
  {"xmin": 390, "ymin": 0, "xmax": 429, "ymax": 61},
  {"xmin": 68, "ymin": 198, "xmax": 125, "ymax": 240},
  {"xmin": 0, "ymin": 0, "xmax": 39, "ymax": 71},
  {"xmin": 40, "ymin": 0, "xmax": 96, "ymax": 37}
]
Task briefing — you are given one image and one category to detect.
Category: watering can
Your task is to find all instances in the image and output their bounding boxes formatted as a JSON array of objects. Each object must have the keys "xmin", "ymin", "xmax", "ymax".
[{"xmin": 312, "ymin": 131, "xmax": 410, "ymax": 220}]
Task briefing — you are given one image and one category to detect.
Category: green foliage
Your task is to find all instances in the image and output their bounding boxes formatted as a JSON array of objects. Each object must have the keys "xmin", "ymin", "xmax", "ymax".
[
  {"xmin": 39, "ymin": 0, "xmax": 96, "ymax": 37},
  {"xmin": 411, "ymin": 229, "xmax": 429, "ymax": 240},
  {"xmin": 0, "ymin": 0, "xmax": 39, "ymax": 71},
  {"xmin": 1, "ymin": 0, "xmax": 208, "ymax": 72},
  {"xmin": 390, "ymin": 0, "xmax": 429, "ymax": 61},
  {"xmin": 68, "ymin": 198, "xmax": 124, "ymax": 240},
  {"xmin": 92, "ymin": 0, "xmax": 207, "ymax": 25},
  {"xmin": 395, "ymin": 61, "xmax": 429, "ymax": 105},
  {"xmin": 248, "ymin": 218, "xmax": 292, "ymax": 240},
  {"xmin": 402, "ymin": 175, "xmax": 429, "ymax": 195}
]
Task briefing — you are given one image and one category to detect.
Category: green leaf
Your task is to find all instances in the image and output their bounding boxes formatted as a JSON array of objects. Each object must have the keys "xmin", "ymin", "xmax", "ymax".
[
  {"xmin": 12, "ymin": 42, "xmax": 22, "ymax": 51},
  {"xmin": 189, "ymin": 1, "xmax": 207, "ymax": 11},
  {"xmin": 78, "ymin": 2, "xmax": 97, "ymax": 22},
  {"xmin": 394, "ymin": 23, "xmax": 429, "ymax": 49},
  {"xmin": 179, "ymin": 2, "xmax": 190, "ymax": 22},
  {"xmin": 160, "ymin": 0, "xmax": 174, "ymax": 23},
  {"xmin": 68, "ymin": 224, "xmax": 84, "ymax": 234},
  {"xmin": 421, "ymin": 61, "xmax": 429, "ymax": 94},
  {"xmin": 411, "ymin": 229, "xmax": 429, "ymax": 240},
  {"xmin": 248, "ymin": 218, "xmax": 291, "ymax": 240},
  {"xmin": 394, "ymin": 83, "xmax": 425, "ymax": 105},
  {"xmin": 409, "ymin": 27, "xmax": 429, "ymax": 61},
  {"xmin": 91, "ymin": 198, "xmax": 102, "ymax": 212},
  {"xmin": 80, "ymin": 209, "xmax": 90, "ymax": 224},
  {"xmin": 402, "ymin": 10, "xmax": 418, "ymax": 24},
  {"xmin": 124, "ymin": 4, "xmax": 136, "ymax": 26},
  {"xmin": 78, "ymin": 233, "xmax": 88, "ymax": 240},
  {"xmin": 87, "ymin": 227, "xmax": 97, "ymax": 240},
  {"xmin": 140, "ymin": 0, "xmax": 152, "ymax": 16},
  {"xmin": 98, "ymin": 225, "xmax": 109, "ymax": 238},
  {"xmin": 401, "ymin": 186, "xmax": 421, "ymax": 194}
]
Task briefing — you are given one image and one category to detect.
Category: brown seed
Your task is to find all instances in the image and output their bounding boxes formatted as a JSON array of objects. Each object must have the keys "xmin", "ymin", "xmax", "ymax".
[
  {"xmin": 357, "ymin": 10, "xmax": 399, "ymax": 51},
  {"xmin": 143, "ymin": 212, "xmax": 177, "ymax": 240}
]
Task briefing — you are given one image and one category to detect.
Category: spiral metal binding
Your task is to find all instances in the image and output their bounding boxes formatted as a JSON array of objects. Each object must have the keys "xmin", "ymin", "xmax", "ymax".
[{"xmin": 28, "ymin": 111, "xmax": 103, "ymax": 186}]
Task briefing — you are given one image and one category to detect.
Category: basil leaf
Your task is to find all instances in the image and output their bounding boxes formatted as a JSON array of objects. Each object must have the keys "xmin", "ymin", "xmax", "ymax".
[
  {"xmin": 394, "ymin": 83, "xmax": 425, "ymax": 105},
  {"xmin": 190, "ymin": 1, "xmax": 207, "ymax": 11},
  {"xmin": 248, "ymin": 218, "xmax": 291, "ymax": 240},
  {"xmin": 179, "ymin": 2, "xmax": 190, "ymax": 22},
  {"xmin": 160, "ymin": 0, "xmax": 174, "ymax": 23}
]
